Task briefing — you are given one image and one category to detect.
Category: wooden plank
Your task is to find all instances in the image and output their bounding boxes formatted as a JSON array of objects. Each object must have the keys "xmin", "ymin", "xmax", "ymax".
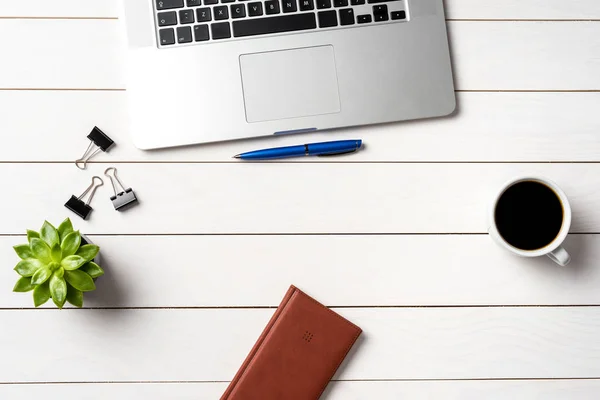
[
  {"xmin": 446, "ymin": 0, "xmax": 600, "ymax": 20},
  {"xmin": 0, "ymin": 307, "xmax": 599, "ymax": 381},
  {"xmin": 0, "ymin": 21, "xmax": 599, "ymax": 90},
  {"xmin": 0, "ymin": 20, "xmax": 125, "ymax": 89},
  {"xmin": 2, "ymin": 91, "xmax": 600, "ymax": 162},
  {"xmin": 3, "ymin": 234, "xmax": 600, "ymax": 308},
  {"xmin": 448, "ymin": 22, "xmax": 600, "ymax": 90},
  {"xmin": 3, "ymin": 380, "xmax": 600, "ymax": 399},
  {"xmin": 0, "ymin": 163, "xmax": 598, "ymax": 235},
  {"xmin": 2, "ymin": 0, "xmax": 600, "ymax": 20},
  {"xmin": 0, "ymin": 0, "xmax": 117, "ymax": 18}
]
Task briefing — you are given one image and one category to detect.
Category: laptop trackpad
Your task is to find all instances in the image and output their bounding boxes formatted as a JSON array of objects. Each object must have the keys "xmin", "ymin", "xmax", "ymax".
[{"xmin": 240, "ymin": 45, "xmax": 341, "ymax": 123}]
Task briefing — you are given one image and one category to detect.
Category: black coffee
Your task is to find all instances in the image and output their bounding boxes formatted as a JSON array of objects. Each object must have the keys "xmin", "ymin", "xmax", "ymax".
[{"xmin": 494, "ymin": 181, "xmax": 563, "ymax": 251}]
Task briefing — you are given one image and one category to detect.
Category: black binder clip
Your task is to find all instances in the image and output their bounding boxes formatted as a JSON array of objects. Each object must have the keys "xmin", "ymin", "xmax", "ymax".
[
  {"xmin": 75, "ymin": 127, "xmax": 115, "ymax": 170},
  {"xmin": 64, "ymin": 176, "xmax": 104, "ymax": 220},
  {"xmin": 105, "ymin": 167, "xmax": 138, "ymax": 211}
]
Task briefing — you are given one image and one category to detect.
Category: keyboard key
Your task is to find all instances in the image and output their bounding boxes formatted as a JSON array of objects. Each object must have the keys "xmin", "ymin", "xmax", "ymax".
[
  {"xmin": 214, "ymin": 5, "xmax": 229, "ymax": 19},
  {"xmin": 316, "ymin": 0, "xmax": 331, "ymax": 9},
  {"xmin": 368, "ymin": 0, "xmax": 397, "ymax": 3},
  {"xmin": 233, "ymin": 13, "xmax": 316, "ymax": 37},
  {"xmin": 334, "ymin": 0, "xmax": 348, "ymax": 6},
  {"xmin": 204, "ymin": 0, "xmax": 218, "ymax": 4},
  {"xmin": 391, "ymin": 10, "xmax": 405, "ymax": 19},
  {"xmin": 248, "ymin": 2, "xmax": 263, "ymax": 16},
  {"xmin": 211, "ymin": 22, "xmax": 232, "ymax": 39},
  {"xmin": 179, "ymin": 9, "xmax": 195, "ymax": 23},
  {"xmin": 350, "ymin": 0, "xmax": 365, "ymax": 4},
  {"xmin": 282, "ymin": 0, "xmax": 297, "ymax": 13},
  {"xmin": 373, "ymin": 4, "xmax": 388, "ymax": 21},
  {"xmin": 196, "ymin": 7, "xmax": 212, "ymax": 21},
  {"xmin": 194, "ymin": 24, "xmax": 210, "ymax": 41},
  {"xmin": 231, "ymin": 4, "xmax": 246, "ymax": 18},
  {"xmin": 187, "ymin": 0, "xmax": 202, "ymax": 5},
  {"xmin": 159, "ymin": 28, "xmax": 176, "ymax": 45},
  {"xmin": 157, "ymin": 11, "xmax": 177, "ymax": 26},
  {"xmin": 357, "ymin": 14, "xmax": 371, "ymax": 23},
  {"xmin": 299, "ymin": 0, "xmax": 314, "ymax": 10},
  {"xmin": 265, "ymin": 0, "xmax": 280, "ymax": 14},
  {"xmin": 339, "ymin": 8, "xmax": 354, "ymax": 25},
  {"xmin": 318, "ymin": 10, "xmax": 337, "ymax": 27},
  {"xmin": 156, "ymin": 0, "xmax": 184, "ymax": 10},
  {"xmin": 177, "ymin": 26, "xmax": 193, "ymax": 43},
  {"xmin": 221, "ymin": 0, "xmax": 235, "ymax": 3}
]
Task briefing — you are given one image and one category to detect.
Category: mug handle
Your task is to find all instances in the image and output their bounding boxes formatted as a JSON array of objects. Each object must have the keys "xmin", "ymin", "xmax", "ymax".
[{"xmin": 547, "ymin": 246, "xmax": 571, "ymax": 266}]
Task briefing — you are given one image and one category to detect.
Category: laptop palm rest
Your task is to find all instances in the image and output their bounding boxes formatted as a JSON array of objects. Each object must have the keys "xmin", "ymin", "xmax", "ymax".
[{"xmin": 239, "ymin": 45, "xmax": 341, "ymax": 123}]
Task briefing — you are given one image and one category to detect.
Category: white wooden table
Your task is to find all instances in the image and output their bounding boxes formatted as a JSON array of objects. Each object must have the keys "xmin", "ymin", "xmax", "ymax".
[{"xmin": 1, "ymin": 0, "xmax": 600, "ymax": 398}]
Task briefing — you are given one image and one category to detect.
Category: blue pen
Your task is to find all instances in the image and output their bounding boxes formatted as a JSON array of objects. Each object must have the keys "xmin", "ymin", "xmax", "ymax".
[{"xmin": 234, "ymin": 140, "xmax": 363, "ymax": 160}]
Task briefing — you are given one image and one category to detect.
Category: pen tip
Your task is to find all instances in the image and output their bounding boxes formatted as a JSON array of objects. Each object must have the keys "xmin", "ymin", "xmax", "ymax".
[{"xmin": 233, "ymin": 155, "xmax": 241, "ymax": 159}]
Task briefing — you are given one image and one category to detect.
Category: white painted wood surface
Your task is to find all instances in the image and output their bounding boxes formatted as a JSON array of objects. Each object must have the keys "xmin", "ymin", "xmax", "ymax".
[
  {"xmin": 4, "ymin": 380, "xmax": 600, "ymax": 400},
  {"xmin": 2, "ymin": 307, "xmax": 600, "ymax": 381},
  {"xmin": 1, "ymin": 164, "xmax": 600, "ymax": 234},
  {"xmin": 4, "ymin": 234, "xmax": 600, "ymax": 308},
  {"xmin": 1, "ymin": 0, "xmax": 600, "ymax": 398}
]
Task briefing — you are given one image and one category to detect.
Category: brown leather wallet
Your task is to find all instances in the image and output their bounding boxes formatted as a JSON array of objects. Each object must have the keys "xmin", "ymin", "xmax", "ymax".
[{"xmin": 221, "ymin": 285, "xmax": 362, "ymax": 400}]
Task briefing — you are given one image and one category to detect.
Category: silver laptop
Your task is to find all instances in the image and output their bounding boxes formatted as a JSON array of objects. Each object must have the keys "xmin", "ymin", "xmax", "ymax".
[{"xmin": 121, "ymin": 0, "xmax": 455, "ymax": 149}]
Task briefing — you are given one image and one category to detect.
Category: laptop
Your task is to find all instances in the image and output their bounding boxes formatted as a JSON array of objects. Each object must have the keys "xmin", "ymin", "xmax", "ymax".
[{"xmin": 121, "ymin": 0, "xmax": 455, "ymax": 149}]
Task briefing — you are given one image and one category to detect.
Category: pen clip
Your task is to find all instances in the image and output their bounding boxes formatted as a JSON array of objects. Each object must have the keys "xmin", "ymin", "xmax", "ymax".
[{"xmin": 317, "ymin": 148, "xmax": 360, "ymax": 157}]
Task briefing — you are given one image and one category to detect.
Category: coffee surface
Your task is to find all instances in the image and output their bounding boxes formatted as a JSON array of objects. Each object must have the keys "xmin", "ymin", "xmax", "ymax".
[{"xmin": 495, "ymin": 181, "xmax": 563, "ymax": 251}]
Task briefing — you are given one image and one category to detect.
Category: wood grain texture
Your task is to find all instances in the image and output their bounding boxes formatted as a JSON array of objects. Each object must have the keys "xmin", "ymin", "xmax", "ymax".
[
  {"xmin": 3, "ymin": 234, "xmax": 599, "ymax": 308},
  {"xmin": 0, "ymin": 0, "xmax": 118, "ymax": 18},
  {"xmin": 0, "ymin": 20, "xmax": 599, "ymax": 90},
  {"xmin": 0, "ymin": 163, "xmax": 598, "ymax": 235},
  {"xmin": 0, "ymin": 20, "xmax": 125, "ymax": 89},
  {"xmin": 2, "ymin": 0, "xmax": 600, "ymax": 396},
  {"xmin": 1, "ymin": 91, "xmax": 600, "ymax": 162},
  {"xmin": 2, "ymin": 0, "xmax": 600, "ymax": 19},
  {"xmin": 3, "ymin": 380, "xmax": 600, "ymax": 399},
  {"xmin": 446, "ymin": 0, "xmax": 600, "ymax": 20},
  {"xmin": 0, "ymin": 307, "xmax": 599, "ymax": 382}
]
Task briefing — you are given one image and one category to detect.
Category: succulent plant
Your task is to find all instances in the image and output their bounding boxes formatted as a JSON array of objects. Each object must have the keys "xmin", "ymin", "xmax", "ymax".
[{"xmin": 12, "ymin": 218, "xmax": 104, "ymax": 308}]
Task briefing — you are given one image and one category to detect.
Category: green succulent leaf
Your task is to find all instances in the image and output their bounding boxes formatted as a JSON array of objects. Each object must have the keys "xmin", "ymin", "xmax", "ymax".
[
  {"xmin": 66, "ymin": 284, "xmax": 83, "ymax": 308},
  {"xmin": 13, "ymin": 244, "xmax": 34, "ymax": 260},
  {"xmin": 54, "ymin": 266, "xmax": 65, "ymax": 279},
  {"xmin": 51, "ymin": 243, "xmax": 62, "ymax": 263},
  {"xmin": 33, "ymin": 281, "xmax": 51, "ymax": 307},
  {"xmin": 81, "ymin": 261, "xmax": 104, "ymax": 279},
  {"xmin": 31, "ymin": 264, "xmax": 53, "ymax": 285},
  {"xmin": 61, "ymin": 255, "xmax": 86, "ymax": 271},
  {"xmin": 61, "ymin": 231, "xmax": 81, "ymax": 258},
  {"xmin": 30, "ymin": 238, "xmax": 51, "ymax": 264},
  {"xmin": 13, "ymin": 277, "xmax": 35, "ymax": 292},
  {"xmin": 14, "ymin": 259, "xmax": 44, "ymax": 277},
  {"xmin": 76, "ymin": 244, "xmax": 99, "ymax": 262},
  {"xmin": 40, "ymin": 221, "xmax": 60, "ymax": 247},
  {"xmin": 50, "ymin": 273, "xmax": 67, "ymax": 309},
  {"xmin": 27, "ymin": 230, "xmax": 40, "ymax": 243},
  {"xmin": 57, "ymin": 218, "xmax": 74, "ymax": 243},
  {"xmin": 64, "ymin": 269, "xmax": 96, "ymax": 292}
]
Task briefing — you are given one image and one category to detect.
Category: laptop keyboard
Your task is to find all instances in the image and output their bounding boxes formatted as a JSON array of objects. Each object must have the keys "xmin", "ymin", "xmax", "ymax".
[{"xmin": 154, "ymin": 0, "xmax": 408, "ymax": 46}]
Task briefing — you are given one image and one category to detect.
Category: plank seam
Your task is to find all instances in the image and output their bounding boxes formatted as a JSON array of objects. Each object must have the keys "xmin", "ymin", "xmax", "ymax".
[
  {"xmin": 0, "ymin": 17, "xmax": 598, "ymax": 22},
  {"xmin": 0, "ymin": 89, "xmax": 598, "ymax": 92},
  {"xmin": 0, "ymin": 233, "xmax": 598, "ymax": 237},
  {"xmin": 1, "ymin": 161, "xmax": 600, "ymax": 165},
  {"xmin": 2, "ymin": 304, "xmax": 600, "ymax": 311},
  {"xmin": 2, "ymin": 377, "xmax": 600, "ymax": 385}
]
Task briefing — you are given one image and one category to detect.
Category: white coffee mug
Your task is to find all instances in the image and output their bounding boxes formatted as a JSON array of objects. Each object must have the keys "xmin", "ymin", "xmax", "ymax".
[{"xmin": 489, "ymin": 176, "xmax": 571, "ymax": 266}]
